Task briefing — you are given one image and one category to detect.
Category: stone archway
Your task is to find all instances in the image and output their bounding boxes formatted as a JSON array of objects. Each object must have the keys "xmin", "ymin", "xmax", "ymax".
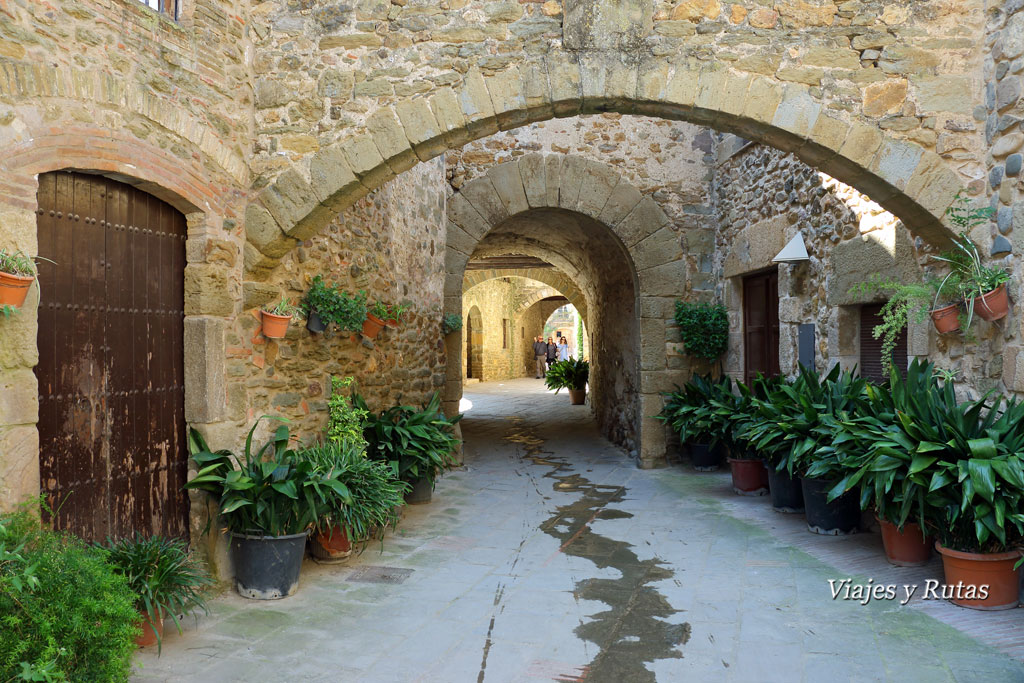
[
  {"xmin": 244, "ymin": 58, "xmax": 964, "ymax": 278},
  {"xmin": 463, "ymin": 269, "xmax": 589, "ymax": 324}
]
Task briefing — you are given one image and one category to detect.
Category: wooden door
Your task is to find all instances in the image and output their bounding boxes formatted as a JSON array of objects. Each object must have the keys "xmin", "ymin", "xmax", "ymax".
[
  {"xmin": 35, "ymin": 171, "xmax": 188, "ymax": 541},
  {"xmin": 743, "ymin": 269, "xmax": 780, "ymax": 384}
]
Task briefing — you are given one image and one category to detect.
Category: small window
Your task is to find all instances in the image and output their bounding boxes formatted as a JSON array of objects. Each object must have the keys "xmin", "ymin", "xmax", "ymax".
[
  {"xmin": 860, "ymin": 303, "xmax": 907, "ymax": 382},
  {"xmin": 139, "ymin": 0, "xmax": 179, "ymax": 19},
  {"xmin": 502, "ymin": 319, "xmax": 509, "ymax": 349}
]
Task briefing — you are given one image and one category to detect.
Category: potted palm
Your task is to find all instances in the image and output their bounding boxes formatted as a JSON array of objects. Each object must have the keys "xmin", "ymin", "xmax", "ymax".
[
  {"xmin": 97, "ymin": 534, "xmax": 215, "ymax": 650},
  {"xmin": 185, "ymin": 418, "xmax": 347, "ymax": 599},
  {"xmin": 740, "ymin": 374, "xmax": 803, "ymax": 510},
  {"xmin": 711, "ymin": 377, "xmax": 770, "ymax": 496},
  {"xmin": 261, "ymin": 297, "xmax": 296, "ymax": 339},
  {"xmin": 657, "ymin": 375, "xmax": 724, "ymax": 471},
  {"xmin": 356, "ymin": 392, "xmax": 462, "ymax": 505},
  {"xmin": 544, "ymin": 357, "xmax": 590, "ymax": 404}
]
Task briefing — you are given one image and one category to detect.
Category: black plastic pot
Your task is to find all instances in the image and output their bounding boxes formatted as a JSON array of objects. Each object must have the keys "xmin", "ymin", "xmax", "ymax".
[
  {"xmin": 767, "ymin": 466, "xmax": 804, "ymax": 513},
  {"xmin": 800, "ymin": 477, "xmax": 859, "ymax": 535},
  {"xmin": 688, "ymin": 442, "xmax": 722, "ymax": 471},
  {"xmin": 306, "ymin": 311, "xmax": 326, "ymax": 333},
  {"xmin": 405, "ymin": 476, "xmax": 433, "ymax": 505},
  {"xmin": 230, "ymin": 531, "xmax": 307, "ymax": 599}
]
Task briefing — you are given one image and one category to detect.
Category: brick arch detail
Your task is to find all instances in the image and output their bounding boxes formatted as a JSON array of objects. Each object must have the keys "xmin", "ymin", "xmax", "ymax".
[{"xmin": 245, "ymin": 58, "xmax": 963, "ymax": 277}]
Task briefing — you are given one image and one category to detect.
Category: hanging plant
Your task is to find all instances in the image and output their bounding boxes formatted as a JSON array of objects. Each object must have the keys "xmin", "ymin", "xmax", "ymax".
[
  {"xmin": 261, "ymin": 297, "xmax": 295, "ymax": 339},
  {"xmin": 442, "ymin": 312, "xmax": 463, "ymax": 335},
  {"xmin": 674, "ymin": 300, "xmax": 729, "ymax": 361},
  {"xmin": 0, "ymin": 248, "xmax": 52, "ymax": 318}
]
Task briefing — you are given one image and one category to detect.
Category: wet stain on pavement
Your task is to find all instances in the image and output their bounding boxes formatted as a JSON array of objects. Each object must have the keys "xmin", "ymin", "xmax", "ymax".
[{"xmin": 502, "ymin": 418, "xmax": 689, "ymax": 682}]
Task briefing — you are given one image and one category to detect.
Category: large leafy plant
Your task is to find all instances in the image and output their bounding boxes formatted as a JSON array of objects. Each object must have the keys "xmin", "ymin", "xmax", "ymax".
[
  {"xmin": 657, "ymin": 374, "xmax": 724, "ymax": 446},
  {"xmin": 185, "ymin": 418, "xmax": 350, "ymax": 537},
  {"xmin": 355, "ymin": 392, "xmax": 462, "ymax": 485},
  {"xmin": 674, "ymin": 301, "xmax": 729, "ymax": 361},
  {"xmin": 544, "ymin": 357, "xmax": 589, "ymax": 392},
  {"xmin": 97, "ymin": 534, "xmax": 215, "ymax": 650},
  {"xmin": 298, "ymin": 442, "xmax": 407, "ymax": 547},
  {"xmin": 300, "ymin": 275, "xmax": 368, "ymax": 333}
]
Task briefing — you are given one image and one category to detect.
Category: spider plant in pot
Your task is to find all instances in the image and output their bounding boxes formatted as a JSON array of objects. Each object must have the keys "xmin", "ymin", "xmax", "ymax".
[
  {"xmin": 544, "ymin": 357, "xmax": 590, "ymax": 405},
  {"xmin": 97, "ymin": 534, "xmax": 215, "ymax": 650},
  {"xmin": 185, "ymin": 418, "xmax": 349, "ymax": 599},
  {"xmin": 935, "ymin": 193, "xmax": 1008, "ymax": 324},
  {"xmin": 0, "ymin": 248, "xmax": 52, "ymax": 316},
  {"xmin": 300, "ymin": 442, "xmax": 407, "ymax": 562},
  {"xmin": 355, "ymin": 391, "xmax": 462, "ymax": 505},
  {"xmin": 261, "ymin": 297, "xmax": 296, "ymax": 339},
  {"xmin": 657, "ymin": 375, "xmax": 724, "ymax": 471},
  {"xmin": 363, "ymin": 299, "xmax": 389, "ymax": 339}
]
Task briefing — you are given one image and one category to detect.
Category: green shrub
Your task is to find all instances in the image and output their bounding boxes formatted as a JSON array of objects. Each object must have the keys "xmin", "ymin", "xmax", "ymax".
[
  {"xmin": 300, "ymin": 276, "xmax": 368, "ymax": 333},
  {"xmin": 656, "ymin": 374, "xmax": 725, "ymax": 446},
  {"xmin": 0, "ymin": 508, "xmax": 139, "ymax": 682},
  {"xmin": 543, "ymin": 358, "xmax": 589, "ymax": 393},
  {"xmin": 327, "ymin": 376, "xmax": 369, "ymax": 453},
  {"xmin": 673, "ymin": 301, "xmax": 729, "ymax": 361},
  {"xmin": 442, "ymin": 312, "xmax": 463, "ymax": 335}
]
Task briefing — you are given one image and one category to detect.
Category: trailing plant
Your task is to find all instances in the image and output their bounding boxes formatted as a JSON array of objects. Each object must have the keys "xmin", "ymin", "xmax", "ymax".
[
  {"xmin": 442, "ymin": 312, "xmax": 463, "ymax": 335},
  {"xmin": 299, "ymin": 276, "xmax": 367, "ymax": 332},
  {"xmin": 543, "ymin": 357, "xmax": 589, "ymax": 393},
  {"xmin": 297, "ymin": 442, "xmax": 407, "ymax": 548},
  {"xmin": 185, "ymin": 418, "xmax": 350, "ymax": 537},
  {"xmin": 327, "ymin": 376, "xmax": 368, "ymax": 453},
  {"xmin": 97, "ymin": 534, "xmax": 215, "ymax": 651},
  {"xmin": 355, "ymin": 392, "xmax": 462, "ymax": 486},
  {"xmin": 264, "ymin": 296, "xmax": 296, "ymax": 317},
  {"xmin": 0, "ymin": 505, "xmax": 139, "ymax": 682},
  {"xmin": 673, "ymin": 300, "xmax": 729, "ymax": 361}
]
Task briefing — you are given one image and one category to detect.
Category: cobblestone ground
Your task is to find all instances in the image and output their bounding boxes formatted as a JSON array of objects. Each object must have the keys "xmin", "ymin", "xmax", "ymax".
[{"xmin": 135, "ymin": 379, "xmax": 1024, "ymax": 682}]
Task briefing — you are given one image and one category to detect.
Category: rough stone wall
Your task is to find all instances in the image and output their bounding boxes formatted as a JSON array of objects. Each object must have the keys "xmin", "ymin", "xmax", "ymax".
[
  {"xmin": 713, "ymin": 140, "xmax": 1008, "ymax": 396},
  {"xmin": 462, "ymin": 277, "xmax": 527, "ymax": 382},
  {"xmin": 210, "ymin": 157, "xmax": 448, "ymax": 452}
]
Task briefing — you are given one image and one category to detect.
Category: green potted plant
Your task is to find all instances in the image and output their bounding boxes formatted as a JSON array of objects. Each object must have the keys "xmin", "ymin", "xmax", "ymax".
[
  {"xmin": 97, "ymin": 534, "xmax": 215, "ymax": 650},
  {"xmin": 355, "ymin": 392, "xmax": 462, "ymax": 505},
  {"xmin": 935, "ymin": 192, "xmax": 1008, "ymax": 324},
  {"xmin": 371, "ymin": 301, "xmax": 410, "ymax": 328},
  {"xmin": 363, "ymin": 299, "xmax": 389, "ymax": 339},
  {"xmin": 301, "ymin": 442, "xmax": 408, "ymax": 562},
  {"xmin": 442, "ymin": 312, "xmax": 463, "ymax": 335},
  {"xmin": 673, "ymin": 300, "xmax": 729, "ymax": 363},
  {"xmin": 657, "ymin": 375, "xmax": 725, "ymax": 471},
  {"xmin": 262, "ymin": 297, "xmax": 296, "ymax": 339},
  {"xmin": 0, "ymin": 248, "xmax": 51, "ymax": 316},
  {"xmin": 544, "ymin": 357, "xmax": 589, "ymax": 404},
  {"xmin": 185, "ymin": 418, "xmax": 348, "ymax": 599},
  {"xmin": 708, "ymin": 376, "xmax": 770, "ymax": 496},
  {"xmin": 300, "ymin": 275, "xmax": 335, "ymax": 333}
]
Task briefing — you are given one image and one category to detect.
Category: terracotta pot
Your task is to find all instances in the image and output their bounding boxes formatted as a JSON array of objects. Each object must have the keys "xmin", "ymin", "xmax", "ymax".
[
  {"xmin": 929, "ymin": 303, "xmax": 960, "ymax": 334},
  {"xmin": 877, "ymin": 518, "xmax": 931, "ymax": 567},
  {"xmin": 311, "ymin": 525, "xmax": 353, "ymax": 563},
  {"xmin": 261, "ymin": 311, "xmax": 292, "ymax": 339},
  {"xmin": 727, "ymin": 458, "xmax": 769, "ymax": 496},
  {"xmin": 568, "ymin": 388, "xmax": 586, "ymax": 405},
  {"xmin": 362, "ymin": 313, "xmax": 386, "ymax": 339},
  {"xmin": 935, "ymin": 543, "xmax": 1021, "ymax": 610},
  {"xmin": 0, "ymin": 271, "xmax": 34, "ymax": 309},
  {"xmin": 135, "ymin": 609, "xmax": 164, "ymax": 648},
  {"xmin": 973, "ymin": 284, "xmax": 1010, "ymax": 322}
]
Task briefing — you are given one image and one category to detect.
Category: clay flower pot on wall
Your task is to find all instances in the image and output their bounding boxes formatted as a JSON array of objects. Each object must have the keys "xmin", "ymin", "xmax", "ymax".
[
  {"xmin": 928, "ymin": 303, "xmax": 960, "ymax": 334},
  {"xmin": 0, "ymin": 271, "xmax": 34, "ymax": 309},
  {"xmin": 935, "ymin": 544, "xmax": 1021, "ymax": 610},
  {"xmin": 362, "ymin": 313, "xmax": 386, "ymax": 339},
  {"xmin": 261, "ymin": 311, "xmax": 292, "ymax": 339},
  {"xmin": 973, "ymin": 284, "xmax": 1010, "ymax": 322}
]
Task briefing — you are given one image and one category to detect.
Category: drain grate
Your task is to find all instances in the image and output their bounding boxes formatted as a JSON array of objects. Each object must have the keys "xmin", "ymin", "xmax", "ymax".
[{"xmin": 346, "ymin": 565, "xmax": 414, "ymax": 584}]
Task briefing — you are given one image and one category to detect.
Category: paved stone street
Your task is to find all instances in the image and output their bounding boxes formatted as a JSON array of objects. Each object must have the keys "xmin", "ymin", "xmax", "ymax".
[{"xmin": 135, "ymin": 380, "xmax": 1024, "ymax": 683}]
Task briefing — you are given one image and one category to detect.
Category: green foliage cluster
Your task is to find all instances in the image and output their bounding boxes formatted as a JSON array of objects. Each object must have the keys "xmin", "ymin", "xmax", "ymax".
[
  {"xmin": 300, "ymin": 276, "xmax": 368, "ymax": 333},
  {"xmin": 185, "ymin": 418, "xmax": 350, "ymax": 537},
  {"xmin": 264, "ymin": 296, "xmax": 296, "ymax": 317},
  {"xmin": 0, "ymin": 249, "xmax": 37, "ymax": 277},
  {"xmin": 660, "ymin": 360, "xmax": 1024, "ymax": 555},
  {"xmin": 0, "ymin": 507, "xmax": 139, "ymax": 683},
  {"xmin": 935, "ymin": 230, "xmax": 1010, "ymax": 328},
  {"xmin": 298, "ymin": 442, "xmax": 407, "ymax": 548},
  {"xmin": 442, "ymin": 312, "xmax": 463, "ymax": 334},
  {"xmin": 576, "ymin": 317, "xmax": 584, "ymax": 358},
  {"xmin": 355, "ymin": 392, "xmax": 462, "ymax": 486},
  {"xmin": 97, "ymin": 534, "xmax": 215, "ymax": 650},
  {"xmin": 543, "ymin": 357, "xmax": 589, "ymax": 393},
  {"xmin": 327, "ymin": 376, "xmax": 368, "ymax": 453},
  {"xmin": 673, "ymin": 301, "xmax": 729, "ymax": 361},
  {"xmin": 369, "ymin": 301, "xmax": 410, "ymax": 322}
]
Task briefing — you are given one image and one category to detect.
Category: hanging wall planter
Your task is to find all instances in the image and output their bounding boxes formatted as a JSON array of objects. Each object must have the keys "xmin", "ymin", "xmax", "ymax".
[
  {"xmin": 929, "ymin": 303, "xmax": 961, "ymax": 334},
  {"xmin": 972, "ymin": 283, "xmax": 1009, "ymax": 322},
  {"xmin": 362, "ymin": 312, "xmax": 386, "ymax": 339},
  {"xmin": 306, "ymin": 311, "xmax": 326, "ymax": 334},
  {"xmin": 0, "ymin": 270, "xmax": 33, "ymax": 309},
  {"xmin": 261, "ymin": 297, "xmax": 295, "ymax": 339}
]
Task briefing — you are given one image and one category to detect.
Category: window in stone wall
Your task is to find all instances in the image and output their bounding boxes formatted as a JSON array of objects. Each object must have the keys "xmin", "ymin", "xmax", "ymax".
[
  {"xmin": 502, "ymin": 319, "xmax": 509, "ymax": 349},
  {"xmin": 138, "ymin": 0, "xmax": 179, "ymax": 19},
  {"xmin": 860, "ymin": 303, "xmax": 907, "ymax": 382}
]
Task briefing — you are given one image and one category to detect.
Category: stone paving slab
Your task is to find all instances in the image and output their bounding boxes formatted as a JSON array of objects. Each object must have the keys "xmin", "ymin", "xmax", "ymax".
[{"xmin": 135, "ymin": 379, "xmax": 1024, "ymax": 682}]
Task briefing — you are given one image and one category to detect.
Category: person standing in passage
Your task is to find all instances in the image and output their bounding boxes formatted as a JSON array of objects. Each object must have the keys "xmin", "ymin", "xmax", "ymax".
[
  {"xmin": 533, "ymin": 335, "xmax": 548, "ymax": 378},
  {"xmin": 557, "ymin": 336, "xmax": 569, "ymax": 361},
  {"xmin": 545, "ymin": 336, "xmax": 558, "ymax": 371}
]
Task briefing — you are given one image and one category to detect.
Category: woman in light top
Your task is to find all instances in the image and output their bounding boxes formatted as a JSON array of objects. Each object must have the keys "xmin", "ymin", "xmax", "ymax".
[{"xmin": 557, "ymin": 336, "xmax": 569, "ymax": 361}]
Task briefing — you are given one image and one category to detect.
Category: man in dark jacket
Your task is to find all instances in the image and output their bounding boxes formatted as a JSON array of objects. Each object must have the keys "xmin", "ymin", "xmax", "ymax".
[{"xmin": 533, "ymin": 336, "xmax": 547, "ymax": 378}]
